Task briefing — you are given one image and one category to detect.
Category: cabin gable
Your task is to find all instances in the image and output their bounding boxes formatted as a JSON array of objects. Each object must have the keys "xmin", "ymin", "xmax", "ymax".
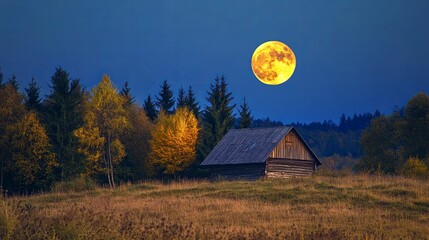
[
  {"xmin": 266, "ymin": 129, "xmax": 317, "ymax": 178},
  {"xmin": 269, "ymin": 129, "xmax": 315, "ymax": 161}
]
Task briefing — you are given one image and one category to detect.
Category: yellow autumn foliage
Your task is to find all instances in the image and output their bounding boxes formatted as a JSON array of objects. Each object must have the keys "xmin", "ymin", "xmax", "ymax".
[
  {"xmin": 74, "ymin": 75, "xmax": 129, "ymax": 185},
  {"xmin": 401, "ymin": 156, "xmax": 428, "ymax": 178},
  {"xmin": 149, "ymin": 108, "xmax": 199, "ymax": 175},
  {"xmin": 74, "ymin": 111, "xmax": 105, "ymax": 175},
  {"xmin": 9, "ymin": 112, "xmax": 57, "ymax": 189}
]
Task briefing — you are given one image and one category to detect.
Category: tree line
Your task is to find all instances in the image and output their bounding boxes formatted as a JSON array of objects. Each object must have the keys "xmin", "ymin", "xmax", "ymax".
[
  {"xmin": 356, "ymin": 92, "xmax": 429, "ymax": 177},
  {"xmin": 0, "ymin": 67, "xmax": 252, "ymax": 194},
  {"xmin": 251, "ymin": 111, "xmax": 381, "ymax": 161},
  {"xmin": 1, "ymin": 65, "xmax": 427, "ymax": 193},
  {"xmin": 248, "ymin": 94, "xmax": 429, "ymax": 175}
]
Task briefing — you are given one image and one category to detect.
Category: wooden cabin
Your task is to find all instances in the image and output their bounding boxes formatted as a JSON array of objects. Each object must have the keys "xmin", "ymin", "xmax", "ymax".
[{"xmin": 200, "ymin": 126, "xmax": 321, "ymax": 180}]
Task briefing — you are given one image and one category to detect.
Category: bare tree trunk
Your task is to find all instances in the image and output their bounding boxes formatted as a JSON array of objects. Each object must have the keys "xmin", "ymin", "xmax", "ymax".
[
  {"xmin": 106, "ymin": 133, "xmax": 116, "ymax": 188},
  {"xmin": 103, "ymin": 150, "xmax": 112, "ymax": 188}
]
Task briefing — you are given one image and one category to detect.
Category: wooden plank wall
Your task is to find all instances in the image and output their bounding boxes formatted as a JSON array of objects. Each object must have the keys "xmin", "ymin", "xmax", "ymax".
[
  {"xmin": 266, "ymin": 158, "xmax": 315, "ymax": 178},
  {"xmin": 269, "ymin": 131, "xmax": 314, "ymax": 161},
  {"xmin": 210, "ymin": 164, "xmax": 265, "ymax": 180}
]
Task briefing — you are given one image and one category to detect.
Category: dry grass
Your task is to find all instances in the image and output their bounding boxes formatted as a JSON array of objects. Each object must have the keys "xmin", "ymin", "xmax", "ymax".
[{"xmin": 1, "ymin": 174, "xmax": 429, "ymax": 239}]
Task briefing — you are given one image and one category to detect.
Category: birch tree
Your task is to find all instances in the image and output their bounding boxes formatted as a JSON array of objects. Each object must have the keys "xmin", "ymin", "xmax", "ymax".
[{"xmin": 75, "ymin": 75, "xmax": 129, "ymax": 187}]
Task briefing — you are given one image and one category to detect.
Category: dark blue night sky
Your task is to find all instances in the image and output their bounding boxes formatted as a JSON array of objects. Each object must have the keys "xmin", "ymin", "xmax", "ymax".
[{"xmin": 1, "ymin": 0, "xmax": 428, "ymax": 123}]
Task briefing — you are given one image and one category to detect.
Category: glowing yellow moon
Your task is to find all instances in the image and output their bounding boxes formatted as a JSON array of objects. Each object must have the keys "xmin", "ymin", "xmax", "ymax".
[{"xmin": 251, "ymin": 41, "xmax": 296, "ymax": 85}]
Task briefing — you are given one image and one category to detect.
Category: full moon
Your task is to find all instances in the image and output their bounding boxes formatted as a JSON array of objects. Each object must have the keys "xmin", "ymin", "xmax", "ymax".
[{"xmin": 251, "ymin": 41, "xmax": 296, "ymax": 85}]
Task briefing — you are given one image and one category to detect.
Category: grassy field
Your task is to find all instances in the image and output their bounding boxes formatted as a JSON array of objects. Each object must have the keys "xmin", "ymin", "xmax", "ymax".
[{"xmin": 1, "ymin": 174, "xmax": 429, "ymax": 239}]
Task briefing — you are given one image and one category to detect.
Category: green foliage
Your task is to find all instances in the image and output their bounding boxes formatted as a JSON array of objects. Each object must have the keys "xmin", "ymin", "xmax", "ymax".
[
  {"xmin": 44, "ymin": 67, "xmax": 86, "ymax": 180},
  {"xmin": 401, "ymin": 157, "xmax": 428, "ymax": 178},
  {"xmin": 403, "ymin": 92, "xmax": 429, "ymax": 159},
  {"xmin": 7, "ymin": 74, "xmax": 18, "ymax": 91},
  {"xmin": 0, "ymin": 83, "xmax": 56, "ymax": 193},
  {"xmin": 176, "ymin": 86, "xmax": 186, "ymax": 109},
  {"xmin": 185, "ymin": 86, "xmax": 200, "ymax": 118},
  {"xmin": 119, "ymin": 81, "xmax": 134, "ymax": 105},
  {"xmin": 156, "ymin": 80, "xmax": 175, "ymax": 114},
  {"xmin": 238, "ymin": 97, "xmax": 252, "ymax": 128},
  {"xmin": 200, "ymin": 75, "xmax": 235, "ymax": 159},
  {"xmin": 177, "ymin": 86, "xmax": 200, "ymax": 118},
  {"xmin": 356, "ymin": 113, "xmax": 404, "ymax": 173},
  {"xmin": 24, "ymin": 77, "xmax": 42, "ymax": 112},
  {"xmin": 0, "ymin": 85, "xmax": 27, "ymax": 193},
  {"xmin": 52, "ymin": 175, "xmax": 97, "ymax": 193},
  {"xmin": 120, "ymin": 104, "xmax": 152, "ymax": 181},
  {"xmin": 358, "ymin": 92, "xmax": 429, "ymax": 175},
  {"xmin": 143, "ymin": 95, "xmax": 158, "ymax": 121}
]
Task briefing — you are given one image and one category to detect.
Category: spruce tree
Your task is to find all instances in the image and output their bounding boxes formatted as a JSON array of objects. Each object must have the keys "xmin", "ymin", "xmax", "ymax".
[
  {"xmin": 201, "ymin": 75, "xmax": 235, "ymax": 158},
  {"xmin": 8, "ymin": 73, "xmax": 19, "ymax": 91},
  {"xmin": 177, "ymin": 86, "xmax": 186, "ymax": 109},
  {"xmin": 43, "ymin": 67, "xmax": 86, "ymax": 180},
  {"xmin": 143, "ymin": 95, "xmax": 158, "ymax": 121},
  {"xmin": 186, "ymin": 86, "xmax": 200, "ymax": 117},
  {"xmin": 25, "ymin": 77, "xmax": 42, "ymax": 112},
  {"xmin": 120, "ymin": 81, "xmax": 134, "ymax": 105},
  {"xmin": 156, "ymin": 80, "xmax": 175, "ymax": 114},
  {"xmin": 238, "ymin": 98, "xmax": 252, "ymax": 128}
]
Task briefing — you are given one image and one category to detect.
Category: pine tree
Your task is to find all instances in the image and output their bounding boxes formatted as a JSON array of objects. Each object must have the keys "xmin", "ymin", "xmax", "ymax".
[
  {"xmin": 201, "ymin": 75, "xmax": 235, "ymax": 158},
  {"xmin": 238, "ymin": 98, "xmax": 252, "ymax": 128},
  {"xmin": 143, "ymin": 95, "xmax": 158, "ymax": 121},
  {"xmin": 8, "ymin": 73, "xmax": 19, "ymax": 91},
  {"xmin": 156, "ymin": 80, "xmax": 175, "ymax": 114},
  {"xmin": 43, "ymin": 67, "xmax": 86, "ymax": 180},
  {"xmin": 120, "ymin": 81, "xmax": 134, "ymax": 105},
  {"xmin": 176, "ymin": 86, "xmax": 186, "ymax": 109},
  {"xmin": 25, "ymin": 77, "xmax": 42, "ymax": 112},
  {"xmin": 186, "ymin": 86, "xmax": 200, "ymax": 118}
]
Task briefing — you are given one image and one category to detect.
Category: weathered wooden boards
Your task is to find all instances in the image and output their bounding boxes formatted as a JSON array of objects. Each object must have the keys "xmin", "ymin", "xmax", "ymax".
[
  {"xmin": 201, "ymin": 127, "xmax": 321, "ymax": 180},
  {"xmin": 210, "ymin": 164, "xmax": 265, "ymax": 180},
  {"xmin": 265, "ymin": 158, "xmax": 314, "ymax": 178},
  {"xmin": 269, "ymin": 132, "xmax": 315, "ymax": 161}
]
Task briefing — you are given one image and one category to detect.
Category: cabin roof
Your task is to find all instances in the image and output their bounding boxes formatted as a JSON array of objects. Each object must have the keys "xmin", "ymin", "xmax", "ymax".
[{"xmin": 200, "ymin": 126, "xmax": 321, "ymax": 166}]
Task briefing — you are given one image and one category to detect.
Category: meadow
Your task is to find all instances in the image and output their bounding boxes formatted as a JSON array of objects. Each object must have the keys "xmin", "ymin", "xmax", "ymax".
[{"xmin": 1, "ymin": 173, "xmax": 429, "ymax": 240}]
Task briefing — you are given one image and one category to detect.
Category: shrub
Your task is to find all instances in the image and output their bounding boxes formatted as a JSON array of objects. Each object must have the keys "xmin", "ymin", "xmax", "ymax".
[
  {"xmin": 401, "ymin": 156, "xmax": 428, "ymax": 178},
  {"xmin": 52, "ymin": 175, "xmax": 97, "ymax": 193}
]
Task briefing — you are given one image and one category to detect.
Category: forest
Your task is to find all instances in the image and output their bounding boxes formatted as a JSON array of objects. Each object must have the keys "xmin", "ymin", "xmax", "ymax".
[{"xmin": 0, "ymin": 66, "xmax": 428, "ymax": 194}]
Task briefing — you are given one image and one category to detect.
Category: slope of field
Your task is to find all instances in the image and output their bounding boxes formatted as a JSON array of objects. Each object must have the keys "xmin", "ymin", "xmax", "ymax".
[{"xmin": 1, "ymin": 174, "xmax": 429, "ymax": 239}]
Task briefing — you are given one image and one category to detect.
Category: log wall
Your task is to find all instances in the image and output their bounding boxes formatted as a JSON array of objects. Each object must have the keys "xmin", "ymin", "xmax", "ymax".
[
  {"xmin": 265, "ymin": 158, "xmax": 315, "ymax": 178},
  {"xmin": 269, "ymin": 131, "xmax": 314, "ymax": 161},
  {"xmin": 209, "ymin": 163, "xmax": 265, "ymax": 180}
]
